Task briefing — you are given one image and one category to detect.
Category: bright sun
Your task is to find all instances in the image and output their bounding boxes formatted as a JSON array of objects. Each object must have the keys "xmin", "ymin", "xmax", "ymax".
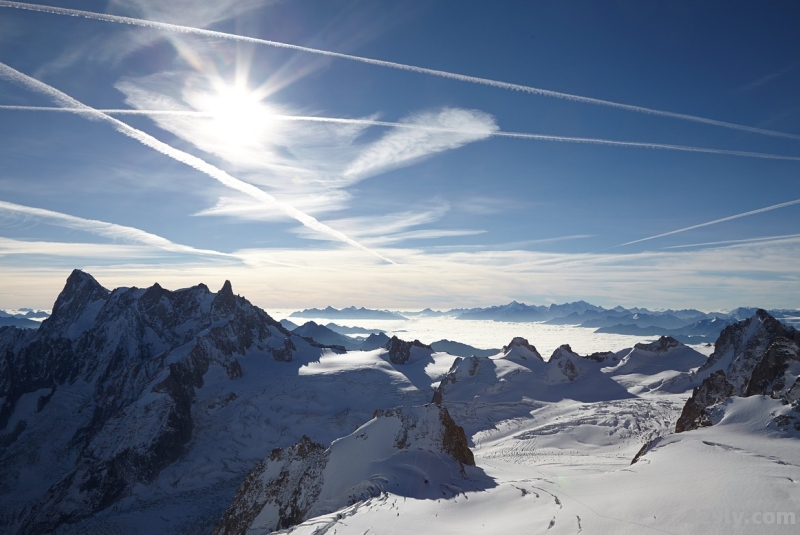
[{"xmin": 196, "ymin": 83, "xmax": 276, "ymax": 146}]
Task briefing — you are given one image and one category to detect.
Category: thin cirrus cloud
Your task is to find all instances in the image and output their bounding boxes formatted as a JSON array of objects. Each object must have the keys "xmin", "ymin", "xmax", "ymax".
[
  {"xmin": 3, "ymin": 0, "xmax": 800, "ymax": 142},
  {"xmin": 0, "ymin": 199, "xmax": 233, "ymax": 258},
  {"xmin": 190, "ymin": 235, "xmax": 800, "ymax": 310},
  {"xmin": 0, "ymin": 61, "xmax": 394, "ymax": 264},
  {"xmin": 341, "ymin": 109, "xmax": 499, "ymax": 183},
  {"xmin": 203, "ymin": 200, "xmax": 485, "ymax": 246},
  {"xmin": 0, "ymin": 236, "xmax": 159, "ymax": 259},
  {"xmin": 291, "ymin": 205, "xmax": 487, "ymax": 246},
  {"xmin": 2, "ymin": 231, "xmax": 799, "ymax": 310}
]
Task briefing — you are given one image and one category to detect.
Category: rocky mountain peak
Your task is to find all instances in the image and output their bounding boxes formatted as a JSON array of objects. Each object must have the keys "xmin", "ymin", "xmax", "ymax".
[
  {"xmin": 699, "ymin": 309, "xmax": 799, "ymax": 393},
  {"xmin": 548, "ymin": 344, "xmax": 584, "ymax": 382},
  {"xmin": 40, "ymin": 269, "xmax": 109, "ymax": 338},
  {"xmin": 676, "ymin": 310, "xmax": 800, "ymax": 433},
  {"xmin": 211, "ymin": 280, "xmax": 236, "ymax": 317},
  {"xmin": 384, "ymin": 335, "xmax": 432, "ymax": 365},
  {"xmin": 634, "ymin": 336, "xmax": 682, "ymax": 354},
  {"xmin": 0, "ymin": 271, "xmax": 317, "ymax": 533},
  {"xmin": 501, "ymin": 337, "xmax": 543, "ymax": 360}
]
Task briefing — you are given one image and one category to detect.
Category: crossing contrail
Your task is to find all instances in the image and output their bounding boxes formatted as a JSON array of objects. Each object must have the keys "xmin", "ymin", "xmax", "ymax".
[
  {"xmin": 0, "ymin": 199, "xmax": 235, "ymax": 258},
  {"xmin": 661, "ymin": 233, "xmax": 800, "ymax": 249},
  {"xmin": 0, "ymin": 63, "xmax": 394, "ymax": 264},
  {"xmin": 3, "ymin": 105, "xmax": 800, "ymax": 162},
  {"xmin": 2, "ymin": 0, "xmax": 800, "ymax": 142},
  {"xmin": 616, "ymin": 198, "xmax": 800, "ymax": 248}
]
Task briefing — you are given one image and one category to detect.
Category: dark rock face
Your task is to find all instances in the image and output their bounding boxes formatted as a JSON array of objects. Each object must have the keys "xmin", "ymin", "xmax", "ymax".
[
  {"xmin": 549, "ymin": 345, "xmax": 582, "ymax": 381},
  {"xmin": 698, "ymin": 309, "xmax": 799, "ymax": 392},
  {"xmin": 745, "ymin": 339, "xmax": 800, "ymax": 398},
  {"xmin": 384, "ymin": 335, "xmax": 432, "ymax": 365},
  {"xmin": 214, "ymin": 404, "xmax": 476, "ymax": 534},
  {"xmin": 634, "ymin": 336, "xmax": 681, "ymax": 353},
  {"xmin": 675, "ymin": 371, "xmax": 735, "ymax": 433},
  {"xmin": 438, "ymin": 405, "xmax": 475, "ymax": 467},
  {"xmin": 584, "ymin": 351, "xmax": 615, "ymax": 363},
  {"xmin": 0, "ymin": 270, "xmax": 305, "ymax": 534},
  {"xmin": 213, "ymin": 436, "xmax": 328, "ymax": 535},
  {"xmin": 630, "ymin": 436, "xmax": 663, "ymax": 465},
  {"xmin": 676, "ymin": 310, "xmax": 800, "ymax": 433}
]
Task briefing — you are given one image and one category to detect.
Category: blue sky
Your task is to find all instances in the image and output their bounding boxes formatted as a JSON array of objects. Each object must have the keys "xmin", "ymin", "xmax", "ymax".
[{"xmin": 0, "ymin": 0, "xmax": 799, "ymax": 311}]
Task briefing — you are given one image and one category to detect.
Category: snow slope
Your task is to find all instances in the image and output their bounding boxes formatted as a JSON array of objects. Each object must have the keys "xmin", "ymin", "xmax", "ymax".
[{"xmin": 2, "ymin": 273, "xmax": 798, "ymax": 535}]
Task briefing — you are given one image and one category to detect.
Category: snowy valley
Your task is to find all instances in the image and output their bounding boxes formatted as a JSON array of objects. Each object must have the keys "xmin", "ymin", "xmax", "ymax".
[{"xmin": 1, "ymin": 271, "xmax": 798, "ymax": 534}]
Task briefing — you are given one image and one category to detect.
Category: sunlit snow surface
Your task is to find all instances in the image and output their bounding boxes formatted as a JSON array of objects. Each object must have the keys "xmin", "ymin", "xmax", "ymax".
[
  {"xmin": 38, "ymin": 316, "xmax": 790, "ymax": 535},
  {"xmin": 267, "ymin": 312, "xmax": 716, "ymax": 358}
]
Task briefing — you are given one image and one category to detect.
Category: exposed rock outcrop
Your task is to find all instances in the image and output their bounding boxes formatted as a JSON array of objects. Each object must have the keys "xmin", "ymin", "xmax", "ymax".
[
  {"xmin": 214, "ymin": 404, "xmax": 477, "ymax": 534},
  {"xmin": 502, "ymin": 336, "xmax": 543, "ymax": 361},
  {"xmin": 675, "ymin": 371, "xmax": 735, "ymax": 432},
  {"xmin": 548, "ymin": 344, "xmax": 584, "ymax": 383},
  {"xmin": 676, "ymin": 310, "xmax": 800, "ymax": 433},
  {"xmin": 634, "ymin": 336, "xmax": 681, "ymax": 354},
  {"xmin": 213, "ymin": 436, "xmax": 328, "ymax": 535},
  {"xmin": 384, "ymin": 335, "xmax": 432, "ymax": 365}
]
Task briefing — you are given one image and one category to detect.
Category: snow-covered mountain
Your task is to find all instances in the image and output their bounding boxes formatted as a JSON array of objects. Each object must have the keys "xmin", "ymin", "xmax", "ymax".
[
  {"xmin": 2, "ymin": 272, "xmax": 799, "ymax": 534},
  {"xmin": 291, "ymin": 320, "xmax": 360, "ymax": 350}
]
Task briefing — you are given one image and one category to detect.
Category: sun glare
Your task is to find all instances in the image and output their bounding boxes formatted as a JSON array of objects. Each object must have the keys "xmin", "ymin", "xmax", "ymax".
[{"xmin": 197, "ymin": 83, "xmax": 276, "ymax": 146}]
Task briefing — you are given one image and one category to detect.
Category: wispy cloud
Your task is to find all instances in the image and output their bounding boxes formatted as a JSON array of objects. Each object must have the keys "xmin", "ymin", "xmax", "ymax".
[
  {"xmin": 0, "ymin": 61, "xmax": 393, "ymax": 264},
  {"xmin": 3, "ymin": 0, "xmax": 800, "ymax": 142},
  {"xmin": 195, "ymin": 193, "xmax": 353, "ymax": 223},
  {"xmin": 615, "ymin": 197, "xmax": 800, "ymax": 248},
  {"xmin": 0, "ymin": 236, "xmax": 168, "ymax": 259},
  {"xmin": 342, "ymin": 109, "xmax": 498, "ymax": 182},
  {"xmin": 289, "ymin": 204, "xmax": 486, "ymax": 246},
  {"xmin": 94, "ymin": 237, "xmax": 800, "ymax": 309},
  {"xmin": 0, "ymin": 199, "xmax": 233, "ymax": 258},
  {"xmin": 3, "ymin": 234, "xmax": 800, "ymax": 310}
]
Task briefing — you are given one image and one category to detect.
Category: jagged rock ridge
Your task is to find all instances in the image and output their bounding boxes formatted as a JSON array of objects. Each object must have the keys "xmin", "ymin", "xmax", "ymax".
[
  {"xmin": 0, "ymin": 270, "xmax": 317, "ymax": 534},
  {"xmin": 676, "ymin": 310, "xmax": 800, "ymax": 433}
]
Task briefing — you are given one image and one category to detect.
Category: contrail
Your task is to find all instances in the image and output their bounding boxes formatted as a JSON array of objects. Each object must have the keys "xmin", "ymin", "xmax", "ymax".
[
  {"xmin": 3, "ymin": 105, "xmax": 800, "ymax": 162},
  {"xmin": 616, "ymin": 198, "xmax": 800, "ymax": 248},
  {"xmin": 0, "ymin": 63, "xmax": 394, "ymax": 264},
  {"xmin": 662, "ymin": 233, "xmax": 800, "ymax": 249},
  {"xmin": 2, "ymin": 1, "xmax": 800, "ymax": 142},
  {"xmin": 0, "ymin": 199, "xmax": 233, "ymax": 258}
]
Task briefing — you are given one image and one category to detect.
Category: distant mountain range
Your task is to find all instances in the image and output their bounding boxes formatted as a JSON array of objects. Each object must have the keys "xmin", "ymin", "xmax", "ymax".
[
  {"xmin": 0, "ymin": 309, "xmax": 50, "ymax": 329},
  {"xmin": 290, "ymin": 306, "xmax": 406, "ymax": 320},
  {"xmin": 284, "ymin": 321, "xmax": 498, "ymax": 357},
  {"xmin": 288, "ymin": 301, "xmax": 800, "ymax": 345}
]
